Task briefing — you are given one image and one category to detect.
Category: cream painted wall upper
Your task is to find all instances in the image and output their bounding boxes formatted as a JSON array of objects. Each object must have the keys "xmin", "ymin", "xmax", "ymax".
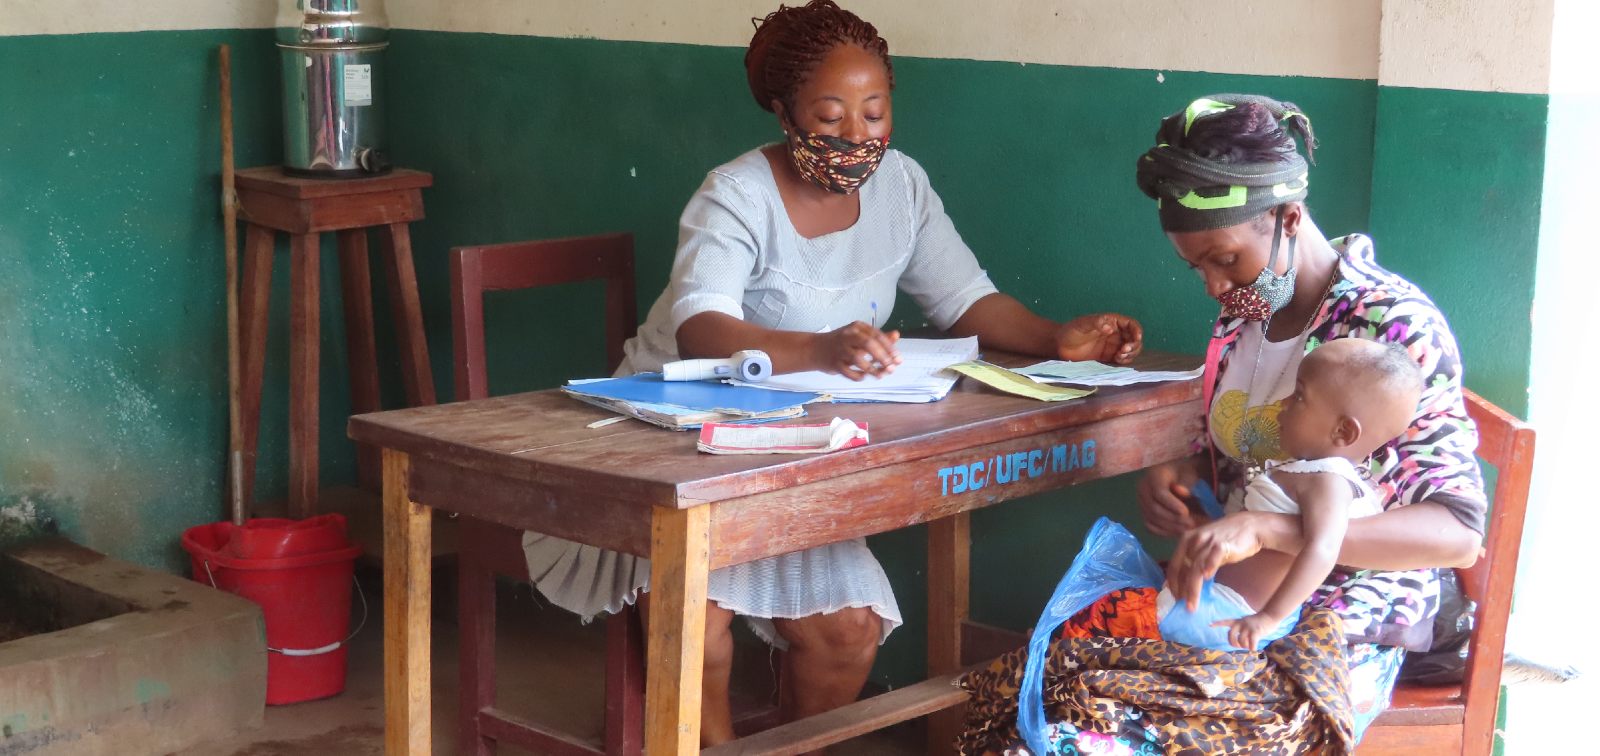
[
  {"xmin": 387, "ymin": 0, "xmax": 1382, "ymax": 81},
  {"xmin": 0, "ymin": 1, "xmax": 274, "ymax": 36},
  {"xmin": 0, "ymin": 0, "xmax": 1558, "ymax": 94},
  {"xmin": 1377, "ymin": 0, "xmax": 1553, "ymax": 93},
  {"xmin": 4, "ymin": 0, "xmax": 1381, "ymax": 81}
]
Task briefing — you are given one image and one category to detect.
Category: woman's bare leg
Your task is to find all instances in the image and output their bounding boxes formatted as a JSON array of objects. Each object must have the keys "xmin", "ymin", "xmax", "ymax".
[{"xmin": 772, "ymin": 607, "xmax": 880, "ymax": 748}]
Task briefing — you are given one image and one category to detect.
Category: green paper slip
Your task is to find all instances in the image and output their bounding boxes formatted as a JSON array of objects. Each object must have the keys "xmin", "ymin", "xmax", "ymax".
[{"xmin": 946, "ymin": 361, "xmax": 1097, "ymax": 402}]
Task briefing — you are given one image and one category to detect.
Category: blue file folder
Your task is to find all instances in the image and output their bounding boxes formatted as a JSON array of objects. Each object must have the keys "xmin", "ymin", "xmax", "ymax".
[{"xmin": 566, "ymin": 373, "xmax": 819, "ymax": 415}]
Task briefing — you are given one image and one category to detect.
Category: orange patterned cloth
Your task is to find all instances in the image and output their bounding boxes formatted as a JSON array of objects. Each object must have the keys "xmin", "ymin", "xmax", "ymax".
[{"xmin": 1054, "ymin": 587, "xmax": 1162, "ymax": 642}]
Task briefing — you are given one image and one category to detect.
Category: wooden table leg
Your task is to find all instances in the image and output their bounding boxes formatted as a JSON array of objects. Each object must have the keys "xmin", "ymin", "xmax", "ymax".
[
  {"xmin": 288, "ymin": 232, "xmax": 320, "ymax": 518},
  {"xmin": 646, "ymin": 506, "xmax": 710, "ymax": 755},
  {"xmin": 458, "ymin": 517, "xmax": 495, "ymax": 756},
  {"xmin": 337, "ymin": 229, "xmax": 382, "ymax": 491},
  {"xmin": 927, "ymin": 513, "xmax": 971, "ymax": 755},
  {"xmin": 379, "ymin": 223, "xmax": 437, "ymax": 407},
  {"xmin": 238, "ymin": 224, "xmax": 274, "ymax": 516},
  {"xmin": 384, "ymin": 450, "xmax": 432, "ymax": 755}
]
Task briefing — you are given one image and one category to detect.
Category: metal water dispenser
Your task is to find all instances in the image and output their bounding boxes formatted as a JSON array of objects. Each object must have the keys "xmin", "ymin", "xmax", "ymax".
[{"xmin": 277, "ymin": 0, "xmax": 390, "ymax": 176}]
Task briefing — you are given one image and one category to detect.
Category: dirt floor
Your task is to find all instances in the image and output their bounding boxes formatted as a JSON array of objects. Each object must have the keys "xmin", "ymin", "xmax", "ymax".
[{"xmin": 176, "ymin": 574, "xmax": 925, "ymax": 755}]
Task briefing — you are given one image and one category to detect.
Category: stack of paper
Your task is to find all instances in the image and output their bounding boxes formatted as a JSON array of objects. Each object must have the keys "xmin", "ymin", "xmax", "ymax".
[
  {"xmin": 1014, "ymin": 360, "xmax": 1203, "ymax": 387},
  {"xmin": 563, "ymin": 374, "xmax": 818, "ymax": 430},
  {"xmin": 728, "ymin": 337, "xmax": 980, "ymax": 403}
]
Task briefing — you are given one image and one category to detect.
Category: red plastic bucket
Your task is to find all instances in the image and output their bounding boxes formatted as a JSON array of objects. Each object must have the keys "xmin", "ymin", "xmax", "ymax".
[{"xmin": 182, "ymin": 517, "xmax": 364, "ymax": 705}]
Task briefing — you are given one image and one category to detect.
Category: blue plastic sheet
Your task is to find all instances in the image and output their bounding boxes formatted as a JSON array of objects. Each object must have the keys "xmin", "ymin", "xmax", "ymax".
[
  {"xmin": 1157, "ymin": 579, "xmax": 1299, "ymax": 653},
  {"xmin": 1018, "ymin": 517, "xmax": 1163, "ymax": 755}
]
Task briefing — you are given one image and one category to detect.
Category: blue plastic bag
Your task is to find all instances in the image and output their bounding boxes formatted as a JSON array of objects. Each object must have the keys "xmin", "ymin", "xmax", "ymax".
[{"xmin": 1018, "ymin": 517, "xmax": 1163, "ymax": 755}]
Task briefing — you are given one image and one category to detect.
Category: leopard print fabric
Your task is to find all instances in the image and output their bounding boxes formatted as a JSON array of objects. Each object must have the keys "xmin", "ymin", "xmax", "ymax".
[{"xmin": 958, "ymin": 608, "xmax": 1355, "ymax": 755}]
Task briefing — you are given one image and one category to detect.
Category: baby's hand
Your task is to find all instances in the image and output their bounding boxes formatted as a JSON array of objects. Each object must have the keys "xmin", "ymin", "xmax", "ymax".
[{"xmin": 1212, "ymin": 612, "xmax": 1279, "ymax": 651}]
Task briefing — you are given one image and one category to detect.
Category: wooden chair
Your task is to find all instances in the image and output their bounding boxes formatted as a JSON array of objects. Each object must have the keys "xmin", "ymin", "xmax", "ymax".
[
  {"xmin": 1358, "ymin": 388, "xmax": 1536, "ymax": 755},
  {"xmin": 450, "ymin": 233, "xmax": 644, "ymax": 755}
]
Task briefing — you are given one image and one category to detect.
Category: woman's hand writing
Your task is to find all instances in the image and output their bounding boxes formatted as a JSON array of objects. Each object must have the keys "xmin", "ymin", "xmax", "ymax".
[{"xmin": 814, "ymin": 322, "xmax": 901, "ymax": 380}]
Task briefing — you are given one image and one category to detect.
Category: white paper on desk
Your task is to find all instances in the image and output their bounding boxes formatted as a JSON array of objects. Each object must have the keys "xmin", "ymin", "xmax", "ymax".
[
  {"xmin": 728, "ymin": 336, "xmax": 979, "ymax": 403},
  {"xmin": 697, "ymin": 417, "xmax": 869, "ymax": 455},
  {"xmin": 1015, "ymin": 360, "xmax": 1203, "ymax": 387}
]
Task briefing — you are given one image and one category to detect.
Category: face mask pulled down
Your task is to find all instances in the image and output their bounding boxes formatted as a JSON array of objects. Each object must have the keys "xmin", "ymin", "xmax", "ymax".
[{"xmin": 1216, "ymin": 212, "xmax": 1297, "ymax": 321}]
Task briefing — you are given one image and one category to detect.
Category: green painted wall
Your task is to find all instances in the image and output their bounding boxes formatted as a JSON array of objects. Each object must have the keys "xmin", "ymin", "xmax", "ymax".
[
  {"xmin": 1369, "ymin": 86, "xmax": 1548, "ymax": 417},
  {"xmin": 0, "ymin": 28, "xmax": 1547, "ymax": 687},
  {"xmin": 0, "ymin": 30, "xmax": 285, "ymax": 569},
  {"xmin": 384, "ymin": 32, "xmax": 1379, "ymax": 395}
]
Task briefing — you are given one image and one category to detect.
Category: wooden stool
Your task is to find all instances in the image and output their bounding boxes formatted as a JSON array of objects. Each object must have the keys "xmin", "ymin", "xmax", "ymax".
[{"xmin": 236, "ymin": 166, "xmax": 437, "ymax": 519}]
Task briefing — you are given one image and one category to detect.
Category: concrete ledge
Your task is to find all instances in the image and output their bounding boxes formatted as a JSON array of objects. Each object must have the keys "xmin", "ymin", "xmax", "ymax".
[{"xmin": 0, "ymin": 539, "xmax": 266, "ymax": 755}]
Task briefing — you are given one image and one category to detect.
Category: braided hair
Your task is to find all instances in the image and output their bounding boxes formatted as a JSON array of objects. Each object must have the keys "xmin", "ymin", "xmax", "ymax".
[
  {"xmin": 744, "ymin": 1, "xmax": 893, "ymax": 114},
  {"xmin": 1184, "ymin": 101, "xmax": 1317, "ymax": 234},
  {"xmin": 1185, "ymin": 100, "xmax": 1317, "ymax": 167}
]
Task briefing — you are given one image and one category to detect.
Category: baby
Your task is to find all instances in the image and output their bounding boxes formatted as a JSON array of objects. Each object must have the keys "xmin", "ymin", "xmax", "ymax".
[{"xmin": 1160, "ymin": 338, "xmax": 1424, "ymax": 651}]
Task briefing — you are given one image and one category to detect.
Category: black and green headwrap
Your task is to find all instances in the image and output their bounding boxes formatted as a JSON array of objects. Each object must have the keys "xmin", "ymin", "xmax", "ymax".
[{"xmin": 1135, "ymin": 94, "xmax": 1318, "ymax": 232}]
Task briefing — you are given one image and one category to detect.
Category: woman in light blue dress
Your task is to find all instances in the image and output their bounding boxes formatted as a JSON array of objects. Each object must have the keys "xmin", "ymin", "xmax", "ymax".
[{"xmin": 526, "ymin": 1, "xmax": 1144, "ymax": 745}]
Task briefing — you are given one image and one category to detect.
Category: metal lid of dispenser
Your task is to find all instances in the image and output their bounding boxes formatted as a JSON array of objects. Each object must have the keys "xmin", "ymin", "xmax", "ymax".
[{"xmin": 276, "ymin": 0, "xmax": 389, "ymax": 49}]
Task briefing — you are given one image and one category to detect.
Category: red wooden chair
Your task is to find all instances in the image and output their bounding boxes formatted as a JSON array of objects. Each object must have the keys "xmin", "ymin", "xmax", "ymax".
[
  {"xmin": 450, "ymin": 232, "xmax": 644, "ymax": 755},
  {"xmin": 1358, "ymin": 388, "xmax": 1536, "ymax": 755}
]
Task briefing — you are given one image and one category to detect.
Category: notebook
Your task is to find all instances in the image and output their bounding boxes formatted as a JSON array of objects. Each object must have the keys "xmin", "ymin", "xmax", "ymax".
[{"xmin": 563, "ymin": 373, "xmax": 819, "ymax": 430}]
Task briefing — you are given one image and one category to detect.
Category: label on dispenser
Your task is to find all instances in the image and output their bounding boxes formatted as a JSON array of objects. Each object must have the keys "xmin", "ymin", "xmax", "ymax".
[{"xmin": 344, "ymin": 64, "xmax": 373, "ymax": 107}]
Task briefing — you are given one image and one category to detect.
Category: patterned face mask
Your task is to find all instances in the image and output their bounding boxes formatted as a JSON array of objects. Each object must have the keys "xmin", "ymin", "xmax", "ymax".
[
  {"xmin": 785, "ymin": 123, "xmax": 889, "ymax": 195},
  {"xmin": 1217, "ymin": 213, "xmax": 1297, "ymax": 321}
]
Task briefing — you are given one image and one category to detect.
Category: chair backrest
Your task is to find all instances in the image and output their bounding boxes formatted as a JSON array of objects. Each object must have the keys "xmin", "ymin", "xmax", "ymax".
[
  {"xmin": 1455, "ymin": 388, "xmax": 1536, "ymax": 755},
  {"xmin": 450, "ymin": 233, "xmax": 636, "ymax": 402}
]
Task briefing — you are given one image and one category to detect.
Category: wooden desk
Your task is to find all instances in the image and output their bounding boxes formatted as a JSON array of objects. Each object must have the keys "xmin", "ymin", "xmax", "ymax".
[{"xmin": 348, "ymin": 354, "xmax": 1201, "ymax": 755}]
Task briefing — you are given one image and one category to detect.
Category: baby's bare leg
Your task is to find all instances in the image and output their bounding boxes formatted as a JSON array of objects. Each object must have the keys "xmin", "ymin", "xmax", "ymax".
[{"xmin": 1215, "ymin": 551, "xmax": 1296, "ymax": 610}]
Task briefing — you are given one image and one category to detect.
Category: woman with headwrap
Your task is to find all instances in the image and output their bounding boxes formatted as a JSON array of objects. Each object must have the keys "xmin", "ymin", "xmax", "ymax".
[
  {"xmin": 521, "ymin": 1, "xmax": 1142, "ymax": 746},
  {"xmin": 1139, "ymin": 94, "xmax": 1485, "ymax": 735},
  {"xmin": 958, "ymin": 96, "xmax": 1488, "ymax": 754}
]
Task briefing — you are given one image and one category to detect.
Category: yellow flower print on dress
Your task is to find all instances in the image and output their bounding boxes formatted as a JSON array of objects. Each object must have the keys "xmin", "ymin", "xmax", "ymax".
[{"xmin": 1210, "ymin": 389, "xmax": 1289, "ymax": 466}]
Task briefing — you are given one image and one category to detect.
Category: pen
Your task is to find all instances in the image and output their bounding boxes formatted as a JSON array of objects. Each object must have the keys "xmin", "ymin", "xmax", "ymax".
[{"xmin": 870, "ymin": 301, "xmax": 877, "ymax": 327}]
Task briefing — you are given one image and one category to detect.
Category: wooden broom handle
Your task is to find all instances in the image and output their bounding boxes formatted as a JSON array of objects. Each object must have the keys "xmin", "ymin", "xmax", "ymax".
[{"xmin": 220, "ymin": 44, "xmax": 245, "ymax": 525}]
